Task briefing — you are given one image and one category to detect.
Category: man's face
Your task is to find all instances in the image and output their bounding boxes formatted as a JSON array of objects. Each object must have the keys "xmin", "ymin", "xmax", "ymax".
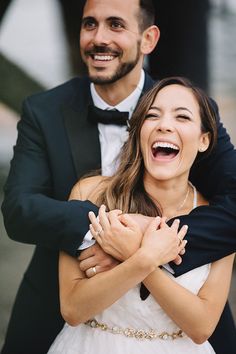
[{"xmin": 80, "ymin": 0, "xmax": 144, "ymax": 85}]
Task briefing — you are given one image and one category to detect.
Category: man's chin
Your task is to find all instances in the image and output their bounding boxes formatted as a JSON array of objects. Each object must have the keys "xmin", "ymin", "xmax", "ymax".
[
  {"xmin": 88, "ymin": 60, "xmax": 139, "ymax": 85},
  {"xmin": 91, "ymin": 79, "xmax": 113, "ymax": 85},
  {"xmin": 89, "ymin": 74, "xmax": 118, "ymax": 85}
]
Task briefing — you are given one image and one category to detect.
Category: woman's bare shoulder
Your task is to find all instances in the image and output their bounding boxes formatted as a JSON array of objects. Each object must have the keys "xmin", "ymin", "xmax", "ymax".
[{"xmin": 69, "ymin": 175, "xmax": 107, "ymax": 201}]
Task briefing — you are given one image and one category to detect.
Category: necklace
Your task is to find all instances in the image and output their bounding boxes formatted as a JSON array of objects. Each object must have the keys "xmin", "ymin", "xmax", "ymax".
[
  {"xmin": 165, "ymin": 182, "xmax": 195, "ymax": 221},
  {"xmin": 176, "ymin": 182, "xmax": 191, "ymax": 212}
]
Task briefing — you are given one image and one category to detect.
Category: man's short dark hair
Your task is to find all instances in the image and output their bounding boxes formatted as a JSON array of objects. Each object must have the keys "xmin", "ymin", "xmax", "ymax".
[{"xmin": 139, "ymin": 0, "xmax": 155, "ymax": 31}]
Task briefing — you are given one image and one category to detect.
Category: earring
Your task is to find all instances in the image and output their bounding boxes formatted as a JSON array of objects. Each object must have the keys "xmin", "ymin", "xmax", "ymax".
[{"xmin": 199, "ymin": 147, "xmax": 204, "ymax": 152}]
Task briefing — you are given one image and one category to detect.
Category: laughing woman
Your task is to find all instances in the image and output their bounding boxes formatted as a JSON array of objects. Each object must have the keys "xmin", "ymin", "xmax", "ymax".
[{"xmin": 48, "ymin": 77, "xmax": 235, "ymax": 354}]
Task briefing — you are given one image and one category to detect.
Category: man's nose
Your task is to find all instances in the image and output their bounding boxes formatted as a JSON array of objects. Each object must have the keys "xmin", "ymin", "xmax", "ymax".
[{"xmin": 93, "ymin": 25, "xmax": 110, "ymax": 46}]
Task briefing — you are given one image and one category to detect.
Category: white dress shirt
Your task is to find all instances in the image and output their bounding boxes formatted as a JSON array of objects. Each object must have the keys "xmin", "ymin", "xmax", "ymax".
[
  {"xmin": 78, "ymin": 70, "xmax": 144, "ymax": 250},
  {"xmin": 91, "ymin": 70, "xmax": 145, "ymax": 176}
]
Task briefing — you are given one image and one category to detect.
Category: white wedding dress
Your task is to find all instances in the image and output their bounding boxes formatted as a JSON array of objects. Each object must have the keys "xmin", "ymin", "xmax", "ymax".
[
  {"xmin": 48, "ymin": 265, "xmax": 215, "ymax": 354},
  {"xmin": 48, "ymin": 185, "xmax": 215, "ymax": 354}
]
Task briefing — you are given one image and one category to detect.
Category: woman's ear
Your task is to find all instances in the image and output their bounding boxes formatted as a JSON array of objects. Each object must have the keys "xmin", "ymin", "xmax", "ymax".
[
  {"xmin": 141, "ymin": 25, "xmax": 160, "ymax": 55},
  {"xmin": 199, "ymin": 132, "xmax": 211, "ymax": 152}
]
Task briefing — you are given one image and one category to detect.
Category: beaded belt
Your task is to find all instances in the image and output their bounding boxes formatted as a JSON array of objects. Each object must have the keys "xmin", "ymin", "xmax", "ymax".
[{"xmin": 85, "ymin": 319, "xmax": 184, "ymax": 340}]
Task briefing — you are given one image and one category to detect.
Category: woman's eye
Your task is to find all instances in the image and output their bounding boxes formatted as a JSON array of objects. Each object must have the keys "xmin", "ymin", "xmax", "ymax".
[
  {"xmin": 145, "ymin": 114, "xmax": 159, "ymax": 120},
  {"xmin": 177, "ymin": 115, "xmax": 191, "ymax": 120}
]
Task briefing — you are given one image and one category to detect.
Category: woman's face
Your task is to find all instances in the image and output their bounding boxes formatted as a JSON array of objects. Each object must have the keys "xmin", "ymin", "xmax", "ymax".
[{"xmin": 140, "ymin": 84, "xmax": 210, "ymax": 184}]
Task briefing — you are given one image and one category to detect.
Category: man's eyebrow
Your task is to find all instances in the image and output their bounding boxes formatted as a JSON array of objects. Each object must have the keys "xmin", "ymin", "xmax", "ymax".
[
  {"xmin": 81, "ymin": 16, "xmax": 125, "ymax": 23},
  {"xmin": 81, "ymin": 16, "xmax": 96, "ymax": 24},
  {"xmin": 107, "ymin": 16, "xmax": 125, "ymax": 22}
]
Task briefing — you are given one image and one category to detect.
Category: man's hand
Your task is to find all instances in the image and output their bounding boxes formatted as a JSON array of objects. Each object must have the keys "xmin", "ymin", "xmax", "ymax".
[{"xmin": 78, "ymin": 243, "xmax": 119, "ymax": 278}]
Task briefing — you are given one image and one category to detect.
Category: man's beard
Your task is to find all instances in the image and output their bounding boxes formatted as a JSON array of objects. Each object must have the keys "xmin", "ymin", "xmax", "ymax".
[
  {"xmin": 83, "ymin": 42, "xmax": 141, "ymax": 85},
  {"xmin": 90, "ymin": 60, "xmax": 140, "ymax": 85}
]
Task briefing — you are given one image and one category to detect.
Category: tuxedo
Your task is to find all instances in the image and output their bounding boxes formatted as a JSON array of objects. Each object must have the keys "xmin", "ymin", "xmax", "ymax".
[{"xmin": 1, "ymin": 73, "xmax": 236, "ymax": 353}]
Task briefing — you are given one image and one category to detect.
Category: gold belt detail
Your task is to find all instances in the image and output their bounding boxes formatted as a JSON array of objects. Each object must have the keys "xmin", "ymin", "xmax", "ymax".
[{"xmin": 85, "ymin": 319, "xmax": 184, "ymax": 340}]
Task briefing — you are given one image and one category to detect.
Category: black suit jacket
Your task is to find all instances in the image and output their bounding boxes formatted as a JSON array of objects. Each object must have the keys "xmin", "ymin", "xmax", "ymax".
[{"xmin": 1, "ymin": 73, "xmax": 236, "ymax": 353}]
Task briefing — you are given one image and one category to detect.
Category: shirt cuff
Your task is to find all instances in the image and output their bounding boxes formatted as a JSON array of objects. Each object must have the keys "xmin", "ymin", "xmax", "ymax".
[
  {"xmin": 78, "ymin": 230, "xmax": 96, "ymax": 250},
  {"xmin": 162, "ymin": 263, "xmax": 174, "ymax": 274}
]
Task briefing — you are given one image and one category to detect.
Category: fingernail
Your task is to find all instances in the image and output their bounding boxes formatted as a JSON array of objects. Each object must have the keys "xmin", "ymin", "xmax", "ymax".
[{"xmin": 184, "ymin": 225, "xmax": 188, "ymax": 230}]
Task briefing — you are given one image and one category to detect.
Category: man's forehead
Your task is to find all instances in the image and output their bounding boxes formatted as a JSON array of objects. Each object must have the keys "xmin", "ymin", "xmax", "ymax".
[{"xmin": 83, "ymin": 0, "xmax": 139, "ymax": 18}]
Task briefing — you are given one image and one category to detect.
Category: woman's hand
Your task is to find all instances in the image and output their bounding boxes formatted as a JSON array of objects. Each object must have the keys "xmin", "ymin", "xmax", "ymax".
[
  {"xmin": 141, "ymin": 216, "xmax": 188, "ymax": 268},
  {"xmin": 89, "ymin": 205, "xmax": 143, "ymax": 261}
]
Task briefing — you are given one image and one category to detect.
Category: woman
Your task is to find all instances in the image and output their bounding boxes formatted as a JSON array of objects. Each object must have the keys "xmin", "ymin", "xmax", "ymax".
[{"xmin": 48, "ymin": 77, "xmax": 235, "ymax": 353}]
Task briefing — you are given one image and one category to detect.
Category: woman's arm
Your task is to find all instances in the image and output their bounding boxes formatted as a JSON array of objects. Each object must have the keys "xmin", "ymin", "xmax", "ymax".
[
  {"xmin": 60, "ymin": 177, "xmax": 153, "ymax": 325},
  {"xmin": 59, "ymin": 247, "xmax": 154, "ymax": 326},
  {"xmin": 87, "ymin": 206, "xmax": 235, "ymax": 343},
  {"xmin": 143, "ymin": 253, "xmax": 235, "ymax": 344},
  {"xmin": 59, "ymin": 215, "xmax": 184, "ymax": 326}
]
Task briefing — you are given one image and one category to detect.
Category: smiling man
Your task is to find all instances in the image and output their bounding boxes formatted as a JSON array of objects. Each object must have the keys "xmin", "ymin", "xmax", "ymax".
[
  {"xmin": 80, "ymin": 0, "xmax": 144, "ymax": 86},
  {"xmin": 79, "ymin": 0, "xmax": 159, "ymax": 101},
  {"xmin": 1, "ymin": 1, "xmax": 236, "ymax": 354}
]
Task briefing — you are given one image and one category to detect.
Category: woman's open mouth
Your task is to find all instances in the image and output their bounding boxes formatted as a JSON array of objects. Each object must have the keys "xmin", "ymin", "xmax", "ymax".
[{"xmin": 151, "ymin": 141, "xmax": 180, "ymax": 160}]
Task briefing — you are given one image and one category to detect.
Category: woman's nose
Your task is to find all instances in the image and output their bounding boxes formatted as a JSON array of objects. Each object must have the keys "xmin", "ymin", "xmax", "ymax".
[{"xmin": 156, "ymin": 117, "xmax": 174, "ymax": 133}]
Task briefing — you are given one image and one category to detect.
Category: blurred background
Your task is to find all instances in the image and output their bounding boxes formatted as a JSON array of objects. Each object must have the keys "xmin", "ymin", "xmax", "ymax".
[{"xmin": 0, "ymin": 0, "xmax": 236, "ymax": 349}]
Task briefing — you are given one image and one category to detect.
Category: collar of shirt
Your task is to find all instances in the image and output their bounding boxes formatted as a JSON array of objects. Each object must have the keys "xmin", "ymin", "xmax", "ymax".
[{"xmin": 90, "ymin": 69, "xmax": 145, "ymax": 118}]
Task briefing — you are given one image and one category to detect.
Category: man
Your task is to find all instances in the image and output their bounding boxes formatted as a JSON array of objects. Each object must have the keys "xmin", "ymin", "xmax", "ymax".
[{"xmin": 1, "ymin": 1, "xmax": 236, "ymax": 353}]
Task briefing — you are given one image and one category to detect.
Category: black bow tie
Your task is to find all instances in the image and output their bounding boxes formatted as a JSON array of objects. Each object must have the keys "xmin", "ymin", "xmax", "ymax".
[{"xmin": 87, "ymin": 105, "xmax": 129, "ymax": 126}]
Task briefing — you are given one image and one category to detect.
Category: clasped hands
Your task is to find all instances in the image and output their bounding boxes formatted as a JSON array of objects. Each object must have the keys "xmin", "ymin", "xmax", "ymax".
[{"xmin": 79, "ymin": 205, "xmax": 188, "ymax": 278}]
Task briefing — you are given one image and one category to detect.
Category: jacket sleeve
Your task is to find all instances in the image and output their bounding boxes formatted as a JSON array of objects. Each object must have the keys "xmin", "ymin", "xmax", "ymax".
[
  {"xmin": 171, "ymin": 99, "xmax": 236, "ymax": 276},
  {"xmin": 1, "ymin": 97, "xmax": 99, "ymax": 257}
]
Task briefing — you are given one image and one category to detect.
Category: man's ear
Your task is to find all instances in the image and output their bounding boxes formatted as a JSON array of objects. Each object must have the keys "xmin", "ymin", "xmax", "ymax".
[{"xmin": 141, "ymin": 25, "xmax": 160, "ymax": 55}]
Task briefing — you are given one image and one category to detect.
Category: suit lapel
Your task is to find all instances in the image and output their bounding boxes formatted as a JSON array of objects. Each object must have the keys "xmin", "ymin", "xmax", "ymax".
[
  {"xmin": 143, "ymin": 72, "xmax": 156, "ymax": 91},
  {"xmin": 62, "ymin": 72, "xmax": 155, "ymax": 179},
  {"xmin": 63, "ymin": 79, "xmax": 101, "ymax": 179}
]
